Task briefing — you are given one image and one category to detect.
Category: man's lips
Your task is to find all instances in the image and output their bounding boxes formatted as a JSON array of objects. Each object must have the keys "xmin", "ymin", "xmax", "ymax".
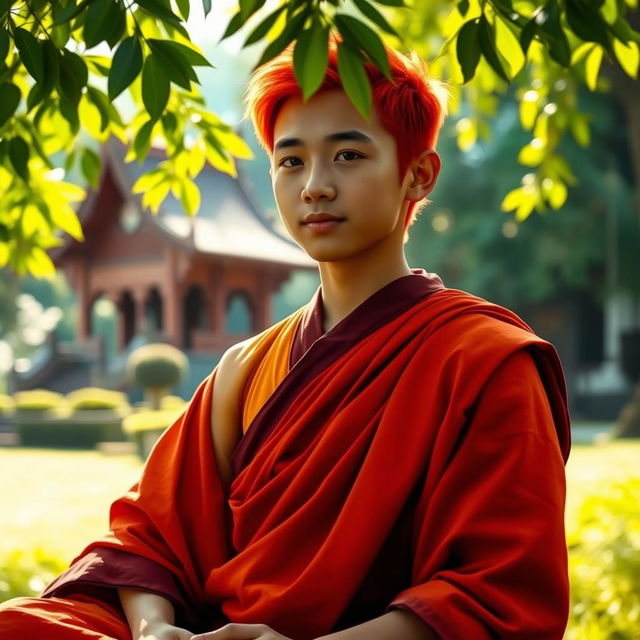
[{"xmin": 302, "ymin": 213, "xmax": 346, "ymax": 224}]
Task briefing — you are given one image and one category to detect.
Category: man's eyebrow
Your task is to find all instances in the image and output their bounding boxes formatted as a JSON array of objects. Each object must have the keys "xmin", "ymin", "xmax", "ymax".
[{"xmin": 274, "ymin": 130, "xmax": 373, "ymax": 151}]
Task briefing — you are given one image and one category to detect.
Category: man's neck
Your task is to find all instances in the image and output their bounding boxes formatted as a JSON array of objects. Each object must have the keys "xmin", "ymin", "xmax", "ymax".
[{"xmin": 318, "ymin": 252, "xmax": 413, "ymax": 333}]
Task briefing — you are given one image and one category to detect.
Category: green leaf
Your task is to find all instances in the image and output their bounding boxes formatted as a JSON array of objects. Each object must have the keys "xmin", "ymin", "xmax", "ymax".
[
  {"xmin": 613, "ymin": 38, "xmax": 639, "ymax": 78},
  {"xmin": 106, "ymin": 2, "xmax": 127, "ymax": 49},
  {"xmin": 148, "ymin": 39, "xmax": 198, "ymax": 89},
  {"xmin": 352, "ymin": 0, "xmax": 400, "ymax": 38},
  {"xmin": 14, "ymin": 28, "xmax": 44, "ymax": 83},
  {"xmin": 478, "ymin": 15, "xmax": 510, "ymax": 82},
  {"xmin": 108, "ymin": 37, "xmax": 143, "ymax": 100},
  {"xmin": 9, "ymin": 136, "xmax": 29, "ymax": 182},
  {"xmin": 0, "ymin": 82, "xmax": 20, "ymax": 127},
  {"xmin": 336, "ymin": 41, "xmax": 372, "ymax": 119},
  {"xmin": 40, "ymin": 39, "xmax": 60, "ymax": 98},
  {"xmin": 59, "ymin": 50, "xmax": 88, "ymax": 102},
  {"xmin": 53, "ymin": 0, "xmax": 91, "ymax": 25},
  {"xmin": 293, "ymin": 24, "xmax": 330, "ymax": 101},
  {"xmin": 335, "ymin": 14, "xmax": 391, "ymax": 79},
  {"xmin": 372, "ymin": 0, "xmax": 405, "ymax": 6},
  {"xmin": 255, "ymin": 9, "xmax": 309, "ymax": 68},
  {"xmin": 177, "ymin": 178, "xmax": 200, "ymax": 216},
  {"xmin": 80, "ymin": 147, "xmax": 101, "ymax": 187},
  {"xmin": 566, "ymin": 0, "xmax": 611, "ymax": 48},
  {"xmin": 84, "ymin": 0, "xmax": 121, "ymax": 48},
  {"xmin": 88, "ymin": 85, "xmax": 123, "ymax": 128},
  {"xmin": 175, "ymin": 0, "xmax": 190, "ymax": 21},
  {"xmin": 239, "ymin": 0, "xmax": 267, "ymax": 20},
  {"xmin": 157, "ymin": 41, "xmax": 211, "ymax": 67},
  {"xmin": 142, "ymin": 55, "xmax": 170, "ymax": 121},
  {"xmin": 133, "ymin": 119, "xmax": 155, "ymax": 161},
  {"xmin": 456, "ymin": 19, "xmax": 481, "ymax": 83},
  {"xmin": 202, "ymin": 0, "xmax": 212, "ymax": 18},
  {"xmin": 59, "ymin": 93, "xmax": 80, "ymax": 133},
  {"xmin": 0, "ymin": 28, "xmax": 9, "ymax": 61},
  {"xmin": 136, "ymin": 0, "xmax": 182, "ymax": 25},
  {"xmin": 585, "ymin": 45, "xmax": 603, "ymax": 90},
  {"xmin": 538, "ymin": 2, "xmax": 571, "ymax": 67},
  {"xmin": 245, "ymin": 5, "xmax": 287, "ymax": 46},
  {"xmin": 85, "ymin": 54, "xmax": 111, "ymax": 76},
  {"xmin": 519, "ymin": 19, "xmax": 537, "ymax": 55},
  {"xmin": 457, "ymin": 0, "xmax": 470, "ymax": 17},
  {"xmin": 221, "ymin": 11, "xmax": 245, "ymax": 41}
]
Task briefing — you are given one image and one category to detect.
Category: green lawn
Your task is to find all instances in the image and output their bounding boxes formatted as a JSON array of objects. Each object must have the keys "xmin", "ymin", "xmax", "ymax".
[{"xmin": 1, "ymin": 440, "xmax": 639, "ymax": 564}]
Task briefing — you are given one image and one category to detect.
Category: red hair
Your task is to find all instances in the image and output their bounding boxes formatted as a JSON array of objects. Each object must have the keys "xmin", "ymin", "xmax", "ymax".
[{"xmin": 245, "ymin": 35, "xmax": 448, "ymax": 229}]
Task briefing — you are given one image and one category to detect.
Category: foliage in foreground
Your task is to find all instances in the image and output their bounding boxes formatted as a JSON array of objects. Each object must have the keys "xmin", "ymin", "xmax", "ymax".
[
  {"xmin": 0, "ymin": 0, "xmax": 638, "ymax": 277},
  {"xmin": 1, "ymin": 474, "xmax": 639, "ymax": 640},
  {"xmin": 0, "ymin": 548, "xmax": 66, "ymax": 602},
  {"xmin": 566, "ymin": 476, "xmax": 640, "ymax": 639}
]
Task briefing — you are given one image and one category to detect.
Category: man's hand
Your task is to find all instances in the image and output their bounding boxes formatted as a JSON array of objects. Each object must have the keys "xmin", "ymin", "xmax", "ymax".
[
  {"xmin": 137, "ymin": 621, "xmax": 194, "ymax": 640},
  {"xmin": 192, "ymin": 623, "xmax": 292, "ymax": 639}
]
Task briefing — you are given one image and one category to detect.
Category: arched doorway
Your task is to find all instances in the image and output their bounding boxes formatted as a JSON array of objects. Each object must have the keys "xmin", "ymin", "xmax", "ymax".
[
  {"xmin": 226, "ymin": 291, "xmax": 253, "ymax": 335},
  {"xmin": 183, "ymin": 285, "xmax": 206, "ymax": 349},
  {"xmin": 145, "ymin": 287, "xmax": 163, "ymax": 333},
  {"xmin": 118, "ymin": 290, "xmax": 135, "ymax": 348}
]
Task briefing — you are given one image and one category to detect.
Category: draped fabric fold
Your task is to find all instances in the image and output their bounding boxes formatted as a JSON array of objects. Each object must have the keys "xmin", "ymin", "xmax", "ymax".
[{"xmin": 0, "ymin": 272, "xmax": 571, "ymax": 639}]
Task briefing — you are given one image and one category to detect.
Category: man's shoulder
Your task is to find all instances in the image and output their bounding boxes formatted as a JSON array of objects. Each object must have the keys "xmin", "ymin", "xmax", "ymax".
[{"xmin": 415, "ymin": 287, "xmax": 546, "ymax": 354}]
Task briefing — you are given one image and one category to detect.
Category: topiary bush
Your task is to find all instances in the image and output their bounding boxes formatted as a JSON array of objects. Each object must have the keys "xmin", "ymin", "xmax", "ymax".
[
  {"xmin": 160, "ymin": 395, "xmax": 187, "ymax": 411},
  {"xmin": 566, "ymin": 476, "xmax": 640, "ymax": 639},
  {"xmin": 0, "ymin": 394, "xmax": 14, "ymax": 415},
  {"xmin": 122, "ymin": 408, "xmax": 184, "ymax": 459},
  {"xmin": 67, "ymin": 387, "xmax": 129, "ymax": 412},
  {"xmin": 0, "ymin": 548, "xmax": 67, "ymax": 602},
  {"xmin": 13, "ymin": 389, "xmax": 65, "ymax": 412},
  {"xmin": 126, "ymin": 343, "xmax": 188, "ymax": 410}
]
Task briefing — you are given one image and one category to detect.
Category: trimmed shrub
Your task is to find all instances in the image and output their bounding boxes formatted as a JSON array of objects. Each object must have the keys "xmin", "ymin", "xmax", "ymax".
[
  {"xmin": 0, "ymin": 394, "xmax": 14, "ymax": 415},
  {"xmin": 0, "ymin": 548, "xmax": 67, "ymax": 602},
  {"xmin": 567, "ymin": 477, "xmax": 640, "ymax": 639},
  {"xmin": 13, "ymin": 389, "xmax": 65, "ymax": 412},
  {"xmin": 127, "ymin": 343, "xmax": 188, "ymax": 410},
  {"xmin": 160, "ymin": 395, "xmax": 187, "ymax": 411},
  {"xmin": 122, "ymin": 408, "xmax": 184, "ymax": 459},
  {"xmin": 67, "ymin": 387, "xmax": 129, "ymax": 412}
]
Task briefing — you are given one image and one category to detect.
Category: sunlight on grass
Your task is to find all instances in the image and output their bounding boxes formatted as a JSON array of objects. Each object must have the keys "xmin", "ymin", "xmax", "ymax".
[
  {"xmin": 0, "ymin": 439, "xmax": 638, "ymax": 565},
  {"xmin": 0, "ymin": 448, "xmax": 142, "ymax": 563}
]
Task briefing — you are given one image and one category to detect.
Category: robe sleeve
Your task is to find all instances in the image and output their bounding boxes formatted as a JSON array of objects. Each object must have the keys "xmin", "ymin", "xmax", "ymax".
[
  {"xmin": 41, "ymin": 373, "xmax": 231, "ymax": 631},
  {"xmin": 385, "ymin": 348, "xmax": 569, "ymax": 640}
]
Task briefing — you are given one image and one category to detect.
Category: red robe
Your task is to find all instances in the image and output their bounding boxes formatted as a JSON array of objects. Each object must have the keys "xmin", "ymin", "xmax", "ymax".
[{"xmin": 0, "ymin": 270, "xmax": 571, "ymax": 639}]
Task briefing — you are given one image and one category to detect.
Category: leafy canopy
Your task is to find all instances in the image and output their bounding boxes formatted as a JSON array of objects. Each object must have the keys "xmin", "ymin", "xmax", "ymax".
[{"xmin": 0, "ymin": 0, "xmax": 638, "ymax": 278}]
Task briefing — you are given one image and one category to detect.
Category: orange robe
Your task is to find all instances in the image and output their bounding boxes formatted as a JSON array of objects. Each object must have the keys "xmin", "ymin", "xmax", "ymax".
[{"xmin": 0, "ymin": 271, "xmax": 571, "ymax": 639}]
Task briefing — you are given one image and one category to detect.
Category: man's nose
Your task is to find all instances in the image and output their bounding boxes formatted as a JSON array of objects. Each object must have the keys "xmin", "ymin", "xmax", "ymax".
[{"xmin": 301, "ymin": 166, "xmax": 336, "ymax": 203}]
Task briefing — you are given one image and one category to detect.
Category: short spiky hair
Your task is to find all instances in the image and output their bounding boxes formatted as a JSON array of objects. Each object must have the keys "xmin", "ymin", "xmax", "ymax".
[{"xmin": 245, "ymin": 36, "xmax": 449, "ymax": 229}]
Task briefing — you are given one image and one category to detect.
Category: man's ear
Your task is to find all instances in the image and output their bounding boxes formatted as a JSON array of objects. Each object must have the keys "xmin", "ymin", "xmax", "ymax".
[{"xmin": 405, "ymin": 150, "xmax": 441, "ymax": 202}]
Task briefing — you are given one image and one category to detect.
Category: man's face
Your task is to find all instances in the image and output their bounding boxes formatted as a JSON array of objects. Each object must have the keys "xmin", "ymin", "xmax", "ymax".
[{"xmin": 270, "ymin": 89, "xmax": 413, "ymax": 263}]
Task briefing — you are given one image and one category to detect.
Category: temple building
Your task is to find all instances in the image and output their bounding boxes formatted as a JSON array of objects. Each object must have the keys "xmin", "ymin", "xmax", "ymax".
[{"xmin": 11, "ymin": 141, "xmax": 315, "ymax": 394}]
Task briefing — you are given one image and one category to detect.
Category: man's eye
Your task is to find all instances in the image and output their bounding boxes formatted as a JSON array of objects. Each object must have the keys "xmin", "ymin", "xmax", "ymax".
[
  {"xmin": 336, "ymin": 150, "xmax": 363, "ymax": 161},
  {"xmin": 280, "ymin": 157, "xmax": 302, "ymax": 168}
]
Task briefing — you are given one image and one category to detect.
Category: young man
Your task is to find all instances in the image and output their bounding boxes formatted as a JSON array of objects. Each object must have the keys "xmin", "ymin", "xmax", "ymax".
[{"xmin": 0, "ymin": 39, "xmax": 571, "ymax": 640}]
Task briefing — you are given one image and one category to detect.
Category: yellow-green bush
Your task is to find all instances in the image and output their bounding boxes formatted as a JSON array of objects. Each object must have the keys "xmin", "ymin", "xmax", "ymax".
[
  {"xmin": 0, "ymin": 548, "xmax": 67, "ymax": 603},
  {"xmin": 123, "ymin": 408, "xmax": 185, "ymax": 459},
  {"xmin": 67, "ymin": 387, "xmax": 129, "ymax": 412},
  {"xmin": 566, "ymin": 477, "xmax": 640, "ymax": 639},
  {"xmin": 160, "ymin": 395, "xmax": 187, "ymax": 411},
  {"xmin": 0, "ymin": 394, "xmax": 14, "ymax": 415},
  {"xmin": 13, "ymin": 389, "xmax": 65, "ymax": 411}
]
